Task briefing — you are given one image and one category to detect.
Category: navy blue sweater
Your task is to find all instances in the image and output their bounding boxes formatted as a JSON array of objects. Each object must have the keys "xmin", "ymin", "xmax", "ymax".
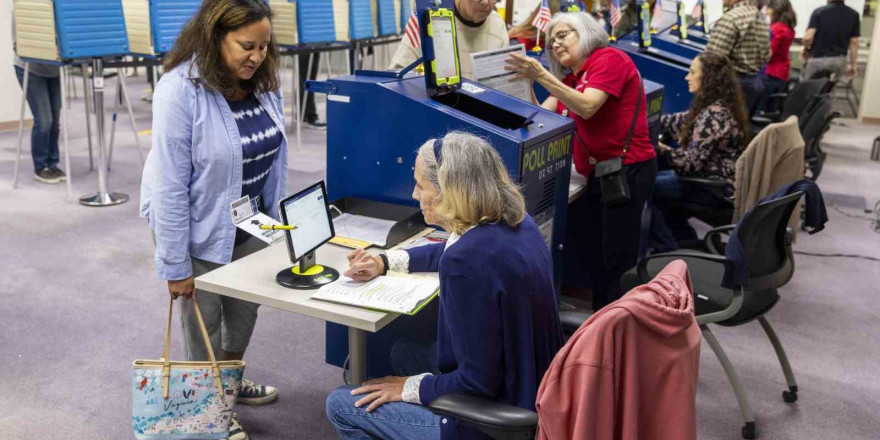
[{"xmin": 404, "ymin": 216, "xmax": 564, "ymax": 440}]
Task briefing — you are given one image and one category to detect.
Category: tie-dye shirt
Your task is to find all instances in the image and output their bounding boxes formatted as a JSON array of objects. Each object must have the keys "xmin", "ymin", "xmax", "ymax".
[
  {"xmin": 227, "ymin": 93, "xmax": 282, "ymax": 212},
  {"xmin": 227, "ymin": 93, "xmax": 282, "ymax": 245}
]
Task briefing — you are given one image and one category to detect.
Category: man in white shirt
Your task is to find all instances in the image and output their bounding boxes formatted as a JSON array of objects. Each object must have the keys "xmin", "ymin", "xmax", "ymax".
[{"xmin": 390, "ymin": 0, "xmax": 509, "ymax": 80}]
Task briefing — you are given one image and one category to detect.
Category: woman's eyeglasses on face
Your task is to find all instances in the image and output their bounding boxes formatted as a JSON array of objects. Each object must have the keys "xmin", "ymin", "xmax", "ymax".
[{"xmin": 549, "ymin": 30, "xmax": 575, "ymax": 47}]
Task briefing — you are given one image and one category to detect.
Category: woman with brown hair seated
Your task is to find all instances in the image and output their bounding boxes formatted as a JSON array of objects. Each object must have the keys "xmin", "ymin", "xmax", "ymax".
[{"xmin": 651, "ymin": 51, "xmax": 750, "ymax": 251}]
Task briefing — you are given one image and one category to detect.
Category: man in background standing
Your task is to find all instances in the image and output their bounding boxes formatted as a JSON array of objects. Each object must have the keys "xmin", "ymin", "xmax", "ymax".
[
  {"xmin": 802, "ymin": 0, "xmax": 860, "ymax": 81},
  {"xmin": 706, "ymin": 0, "xmax": 771, "ymax": 117}
]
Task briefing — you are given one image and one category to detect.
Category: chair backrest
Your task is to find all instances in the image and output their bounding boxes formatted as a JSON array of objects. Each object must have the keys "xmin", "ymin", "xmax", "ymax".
[
  {"xmin": 735, "ymin": 191, "xmax": 802, "ymax": 290},
  {"xmin": 800, "ymin": 95, "xmax": 832, "ymax": 159},
  {"xmin": 781, "ymin": 79, "xmax": 829, "ymax": 121}
]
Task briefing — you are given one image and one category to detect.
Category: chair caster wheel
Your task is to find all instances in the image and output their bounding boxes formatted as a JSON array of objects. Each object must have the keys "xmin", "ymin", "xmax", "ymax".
[
  {"xmin": 783, "ymin": 390, "xmax": 798, "ymax": 402},
  {"xmin": 742, "ymin": 422, "xmax": 756, "ymax": 439}
]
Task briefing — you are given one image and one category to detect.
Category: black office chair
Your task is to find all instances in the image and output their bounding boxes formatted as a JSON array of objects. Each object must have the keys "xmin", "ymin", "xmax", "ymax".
[
  {"xmin": 798, "ymin": 94, "xmax": 842, "ymax": 181},
  {"xmin": 427, "ymin": 311, "xmax": 589, "ymax": 440},
  {"xmin": 623, "ymin": 191, "xmax": 806, "ymax": 439},
  {"xmin": 751, "ymin": 78, "xmax": 829, "ymax": 133}
]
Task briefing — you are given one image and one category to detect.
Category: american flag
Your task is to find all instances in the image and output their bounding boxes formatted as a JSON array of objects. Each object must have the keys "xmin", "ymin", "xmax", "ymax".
[
  {"xmin": 609, "ymin": 0, "xmax": 622, "ymax": 28},
  {"xmin": 405, "ymin": 12, "xmax": 421, "ymax": 48},
  {"xmin": 692, "ymin": 0, "xmax": 703, "ymax": 21},
  {"xmin": 652, "ymin": 0, "xmax": 663, "ymax": 23},
  {"xmin": 532, "ymin": 0, "xmax": 552, "ymax": 33}
]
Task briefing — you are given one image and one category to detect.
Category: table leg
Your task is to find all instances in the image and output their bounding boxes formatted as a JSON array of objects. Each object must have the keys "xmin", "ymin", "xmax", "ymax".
[{"xmin": 348, "ymin": 326, "xmax": 367, "ymax": 385}]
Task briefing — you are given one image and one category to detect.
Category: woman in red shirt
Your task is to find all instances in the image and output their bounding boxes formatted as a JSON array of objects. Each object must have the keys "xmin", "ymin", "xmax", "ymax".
[
  {"xmin": 506, "ymin": 11, "xmax": 657, "ymax": 311},
  {"xmin": 759, "ymin": 0, "xmax": 796, "ymax": 112}
]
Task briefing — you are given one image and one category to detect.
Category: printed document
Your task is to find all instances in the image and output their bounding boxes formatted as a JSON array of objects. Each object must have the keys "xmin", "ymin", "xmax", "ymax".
[
  {"xmin": 332, "ymin": 213, "xmax": 397, "ymax": 247},
  {"xmin": 470, "ymin": 44, "xmax": 532, "ymax": 102},
  {"xmin": 312, "ymin": 276, "xmax": 440, "ymax": 314}
]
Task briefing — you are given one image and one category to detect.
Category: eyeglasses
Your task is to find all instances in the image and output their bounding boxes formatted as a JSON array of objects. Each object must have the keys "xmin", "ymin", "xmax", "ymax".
[{"xmin": 549, "ymin": 30, "xmax": 576, "ymax": 46}]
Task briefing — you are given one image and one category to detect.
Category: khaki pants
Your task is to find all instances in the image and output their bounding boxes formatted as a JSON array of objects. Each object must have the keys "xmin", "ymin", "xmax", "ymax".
[{"xmin": 803, "ymin": 56, "xmax": 847, "ymax": 81}]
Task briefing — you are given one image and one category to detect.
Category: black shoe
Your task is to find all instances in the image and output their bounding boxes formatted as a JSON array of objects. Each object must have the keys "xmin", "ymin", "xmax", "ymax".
[
  {"xmin": 34, "ymin": 168, "xmax": 61, "ymax": 184},
  {"xmin": 304, "ymin": 119, "xmax": 327, "ymax": 130},
  {"xmin": 49, "ymin": 166, "xmax": 67, "ymax": 181}
]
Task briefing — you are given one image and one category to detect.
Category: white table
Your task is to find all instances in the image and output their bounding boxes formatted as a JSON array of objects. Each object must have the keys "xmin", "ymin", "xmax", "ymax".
[{"xmin": 195, "ymin": 240, "xmax": 400, "ymax": 384}]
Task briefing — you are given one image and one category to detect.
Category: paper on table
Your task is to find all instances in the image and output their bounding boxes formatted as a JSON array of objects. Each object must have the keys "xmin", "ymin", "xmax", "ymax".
[
  {"xmin": 333, "ymin": 213, "xmax": 397, "ymax": 247},
  {"xmin": 470, "ymin": 44, "xmax": 532, "ymax": 103},
  {"xmin": 312, "ymin": 276, "xmax": 440, "ymax": 314}
]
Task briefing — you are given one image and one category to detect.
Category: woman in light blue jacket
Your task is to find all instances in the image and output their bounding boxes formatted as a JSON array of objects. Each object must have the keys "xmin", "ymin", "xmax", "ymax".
[{"xmin": 139, "ymin": 1, "xmax": 286, "ymax": 438}]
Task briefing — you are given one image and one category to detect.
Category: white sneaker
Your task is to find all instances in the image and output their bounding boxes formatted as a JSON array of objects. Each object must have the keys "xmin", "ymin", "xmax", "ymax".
[
  {"xmin": 236, "ymin": 378, "xmax": 278, "ymax": 405},
  {"xmin": 227, "ymin": 413, "xmax": 248, "ymax": 440}
]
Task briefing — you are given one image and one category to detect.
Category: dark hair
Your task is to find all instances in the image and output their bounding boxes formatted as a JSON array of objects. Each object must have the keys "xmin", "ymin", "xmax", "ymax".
[
  {"xmin": 767, "ymin": 0, "xmax": 796, "ymax": 29},
  {"xmin": 680, "ymin": 52, "xmax": 750, "ymax": 148},
  {"xmin": 164, "ymin": 0, "xmax": 280, "ymax": 98}
]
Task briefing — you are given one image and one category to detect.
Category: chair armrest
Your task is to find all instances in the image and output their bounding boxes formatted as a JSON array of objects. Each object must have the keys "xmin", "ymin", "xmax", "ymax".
[
  {"xmin": 428, "ymin": 394, "xmax": 538, "ymax": 440},
  {"xmin": 704, "ymin": 224, "xmax": 736, "ymax": 255},
  {"xmin": 751, "ymin": 115, "xmax": 776, "ymax": 126},
  {"xmin": 559, "ymin": 311, "xmax": 592, "ymax": 335}
]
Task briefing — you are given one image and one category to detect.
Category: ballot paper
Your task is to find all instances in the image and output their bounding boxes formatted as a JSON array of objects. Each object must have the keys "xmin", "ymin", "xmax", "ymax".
[
  {"xmin": 332, "ymin": 213, "xmax": 397, "ymax": 247},
  {"xmin": 311, "ymin": 276, "xmax": 440, "ymax": 315},
  {"xmin": 470, "ymin": 44, "xmax": 532, "ymax": 103},
  {"xmin": 230, "ymin": 195, "xmax": 285, "ymax": 244}
]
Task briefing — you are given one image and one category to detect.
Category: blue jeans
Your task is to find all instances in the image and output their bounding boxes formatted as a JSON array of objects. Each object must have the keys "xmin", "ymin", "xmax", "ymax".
[
  {"xmin": 15, "ymin": 66, "xmax": 62, "ymax": 171},
  {"xmin": 738, "ymin": 73, "xmax": 765, "ymax": 118},
  {"xmin": 757, "ymin": 74, "xmax": 787, "ymax": 114},
  {"xmin": 326, "ymin": 340, "xmax": 441, "ymax": 440}
]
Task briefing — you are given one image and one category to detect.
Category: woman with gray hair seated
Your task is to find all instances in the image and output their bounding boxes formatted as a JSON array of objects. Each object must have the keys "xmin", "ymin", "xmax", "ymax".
[
  {"xmin": 505, "ymin": 11, "xmax": 657, "ymax": 311},
  {"xmin": 325, "ymin": 131, "xmax": 563, "ymax": 440}
]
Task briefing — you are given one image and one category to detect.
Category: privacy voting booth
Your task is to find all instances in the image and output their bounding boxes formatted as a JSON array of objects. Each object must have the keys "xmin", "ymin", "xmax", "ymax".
[
  {"xmin": 307, "ymin": 0, "xmax": 576, "ymax": 376},
  {"xmin": 119, "ymin": 0, "xmax": 200, "ymax": 56},
  {"xmin": 13, "ymin": 0, "xmax": 130, "ymax": 61},
  {"xmin": 615, "ymin": 1, "xmax": 691, "ymax": 113}
]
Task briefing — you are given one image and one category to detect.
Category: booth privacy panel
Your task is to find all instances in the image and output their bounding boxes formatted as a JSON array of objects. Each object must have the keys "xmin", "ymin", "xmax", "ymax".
[
  {"xmin": 333, "ymin": 0, "xmax": 350, "ymax": 42},
  {"xmin": 121, "ymin": 0, "xmax": 152, "ymax": 55},
  {"xmin": 54, "ymin": 0, "xmax": 130, "ymax": 59},
  {"xmin": 349, "ymin": 0, "xmax": 373, "ymax": 39},
  {"xmin": 13, "ymin": 0, "xmax": 60, "ymax": 61},
  {"xmin": 149, "ymin": 0, "xmax": 200, "ymax": 53},
  {"xmin": 400, "ymin": 0, "xmax": 413, "ymax": 30},
  {"xmin": 270, "ymin": 0, "xmax": 297, "ymax": 46},
  {"xmin": 377, "ymin": 0, "xmax": 399, "ymax": 36},
  {"xmin": 298, "ymin": 0, "xmax": 337, "ymax": 44}
]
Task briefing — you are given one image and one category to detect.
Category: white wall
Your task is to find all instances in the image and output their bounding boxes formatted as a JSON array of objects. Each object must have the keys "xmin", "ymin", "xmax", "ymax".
[
  {"xmin": 858, "ymin": 6, "xmax": 880, "ymax": 121},
  {"xmin": 683, "ymin": 0, "xmax": 866, "ymax": 39},
  {"xmin": 1, "ymin": 0, "xmax": 32, "ymax": 126}
]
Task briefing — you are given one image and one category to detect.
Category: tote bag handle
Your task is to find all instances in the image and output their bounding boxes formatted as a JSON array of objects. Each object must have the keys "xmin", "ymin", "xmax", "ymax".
[{"xmin": 161, "ymin": 297, "xmax": 225, "ymax": 398}]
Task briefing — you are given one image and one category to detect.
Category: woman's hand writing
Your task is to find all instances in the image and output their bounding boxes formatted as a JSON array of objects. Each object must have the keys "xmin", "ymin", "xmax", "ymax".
[{"xmin": 344, "ymin": 248, "xmax": 384, "ymax": 282}]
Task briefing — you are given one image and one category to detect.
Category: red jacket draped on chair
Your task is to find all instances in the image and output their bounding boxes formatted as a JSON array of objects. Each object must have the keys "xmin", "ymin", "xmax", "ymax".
[{"xmin": 535, "ymin": 260, "xmax": 701, "ymax": 440}]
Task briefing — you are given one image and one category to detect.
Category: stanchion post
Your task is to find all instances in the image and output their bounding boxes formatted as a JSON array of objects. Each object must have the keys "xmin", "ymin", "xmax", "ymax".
[
  {"xmin": 79, "ymin": 58, "xmax": 129, "ymax": 207},
  {"xmin": 81, "ymin": 63, "xmax": 95, "ymax": 171}
]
